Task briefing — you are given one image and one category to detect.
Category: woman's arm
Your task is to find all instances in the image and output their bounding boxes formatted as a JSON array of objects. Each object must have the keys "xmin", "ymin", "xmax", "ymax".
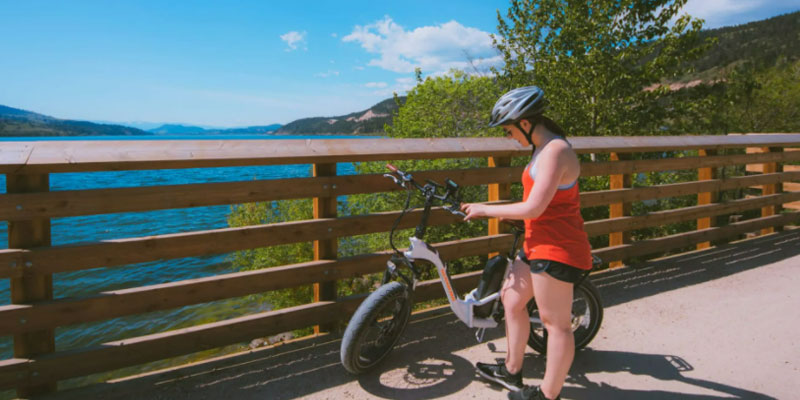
[{"xmin": 461, "ymin": 144, "xmax": 571, "ymax": 221}]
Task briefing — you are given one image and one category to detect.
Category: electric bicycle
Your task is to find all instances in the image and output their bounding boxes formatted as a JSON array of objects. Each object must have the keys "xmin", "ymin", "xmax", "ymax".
[{"xmin": 340, "ymin": 164, "xmax": 603, "ymax": 374}]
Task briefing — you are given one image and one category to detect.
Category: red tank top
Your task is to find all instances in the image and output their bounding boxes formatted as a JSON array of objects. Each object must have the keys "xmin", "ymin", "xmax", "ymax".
[{"xmin": 522, "ymin": 162, "xmax": 592, "ymax": 270}]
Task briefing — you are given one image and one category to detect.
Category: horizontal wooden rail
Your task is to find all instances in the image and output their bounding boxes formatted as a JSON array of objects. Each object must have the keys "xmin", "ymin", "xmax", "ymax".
[
  {"xmin": 584, "ymin": 191, "xmax": 800, "ymax": 237},
  {"xmin": 0, "ymin": 267, "xmax": 488, "ymax": 390},
  {"xmin": 4, "ymin": 159, "xmax": 798, "ymax": 222},
  {"xmin": 3, "ymin": 136, "xmax": 800, "ymax": 174},
  {"xmin": 580, "ymin": 171, "xmax": 800, "ymax": 208},
  {"xmin": 0, "ymin": 167, "xmax": 521, "ymax": 220},
  {"xmin": 0, "ymin": 234, "xmax": 515, "ymax": 335},
  {"xmin": 593, "ymin": 211, "xmax": 800, "ymax": 262},
  {"xmin": 0, "ymin": 299, "xmax": 358, "ymax": 390},
  {"xmin": 1, "ymin": 171, "xmax": 795, "ymax": 279},
  {"xmin": 581, "ymin": 150, "xmax": 800, "ymax": 177},
  {"xmin": 0, "ymin": 207, "xmax": 468, "ymax": 278}
]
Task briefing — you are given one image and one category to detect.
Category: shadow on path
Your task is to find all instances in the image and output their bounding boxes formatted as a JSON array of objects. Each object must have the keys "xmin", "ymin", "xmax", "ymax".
[
  {"xmin": 43, "ymin": 309, "xmax": 504, "ymax": 400},
  {"xmin": 593, "ymin": 229, "xmax": 800, "ymax": 308},
  {"xmin": 514, "ymin": 349, "xmax": 777, "ymax": 400}
]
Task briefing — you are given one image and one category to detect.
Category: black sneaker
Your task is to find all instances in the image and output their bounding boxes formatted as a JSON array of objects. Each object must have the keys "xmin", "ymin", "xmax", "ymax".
[
  {"xmin": 508, "ymin": 385, "xmax": 561, "ymax": 400},
  {"xmin": 475, "ymin": 361, "xmax": 523, "ymax": 391}
]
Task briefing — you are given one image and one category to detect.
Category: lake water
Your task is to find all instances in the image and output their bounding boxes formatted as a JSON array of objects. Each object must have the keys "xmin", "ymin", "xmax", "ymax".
[{"xmin": 0, "ymin": 134, "xmax": 376, "ymax": 358}]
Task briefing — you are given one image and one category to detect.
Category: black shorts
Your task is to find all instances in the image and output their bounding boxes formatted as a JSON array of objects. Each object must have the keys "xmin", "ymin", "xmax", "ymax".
[{"xmin": 517, "ymin": 250, "xmax": 586, "ymax": 284}]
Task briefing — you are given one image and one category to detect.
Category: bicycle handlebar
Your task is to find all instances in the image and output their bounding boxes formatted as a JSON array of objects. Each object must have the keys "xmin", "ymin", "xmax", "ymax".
[{"xmin": 384, "ymin": 164, "xmax": 466, "ymax": 218}]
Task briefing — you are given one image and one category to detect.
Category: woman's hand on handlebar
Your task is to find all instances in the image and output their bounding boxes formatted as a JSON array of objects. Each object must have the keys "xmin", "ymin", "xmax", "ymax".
[{"xmin": 460, "ymin": 203, "xmax": 488, "ymax": 221}]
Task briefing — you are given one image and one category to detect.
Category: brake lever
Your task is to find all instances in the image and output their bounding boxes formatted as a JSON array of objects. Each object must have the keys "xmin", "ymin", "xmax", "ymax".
[
  {"xmin": 444, "ymin": 204, "xmax": 467, "ymax": 218},
  {"xmin": 383, "ymin": 173, "xmax": 405, "ymax": 188}
]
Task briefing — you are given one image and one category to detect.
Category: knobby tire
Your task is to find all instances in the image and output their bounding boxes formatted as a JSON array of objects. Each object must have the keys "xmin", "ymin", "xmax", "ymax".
[{"xmin": 340, "ymin": 281, "xmax": 412, "ymax": 374}]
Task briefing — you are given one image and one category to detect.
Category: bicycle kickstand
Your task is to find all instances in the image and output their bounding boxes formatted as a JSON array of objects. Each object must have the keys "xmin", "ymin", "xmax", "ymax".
[{"xmin": 475, "ymin": 328, "xmax": 487, "ymax": 343}]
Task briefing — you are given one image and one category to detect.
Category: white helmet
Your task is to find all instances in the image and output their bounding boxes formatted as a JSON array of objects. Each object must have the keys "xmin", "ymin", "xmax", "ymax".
[
  {"xmin": 488, "ymin": 86, "xmax": 547, "ymax": 128},
  {"xmin": 489, "ymin": 86, "xmax": 548, "ymax": 146}
]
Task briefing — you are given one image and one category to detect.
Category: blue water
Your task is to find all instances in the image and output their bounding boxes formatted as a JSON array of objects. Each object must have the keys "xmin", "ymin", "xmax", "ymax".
[{"xmin": 0, "ymin": 135, "xmax": 375, "ymax": 357}]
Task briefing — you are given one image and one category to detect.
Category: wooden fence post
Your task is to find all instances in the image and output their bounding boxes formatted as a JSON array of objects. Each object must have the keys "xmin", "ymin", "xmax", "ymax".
[
  {"xmin": 697, "ymin": 149, "xmax": 719, "ymax": 249},
  {"xmin": 761, "ymin": 147, "xmax": 783, "ymax": 234},
  {"xmin": 488, "ymin": 156, "xmax": 512, "ymax": 258},
  {"xmin": 7, "ymin": 173, "xmax": 56, "ymax": 397},
  {"xmin": 784, "ymin": 148, "xmax": 800, "ymax": 215},
  {"xmin": 313, "ymin": 163, "xmax": 337, "ymax": 334},
  {"xmin": 609, "ymin": 152, "xmax": 631, "ymax": 268}
]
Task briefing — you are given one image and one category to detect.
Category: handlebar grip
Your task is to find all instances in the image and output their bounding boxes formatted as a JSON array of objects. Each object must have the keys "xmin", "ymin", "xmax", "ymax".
[{"xmin": 386, "ymin": 163, "xmax": 398, "ymax": 172}]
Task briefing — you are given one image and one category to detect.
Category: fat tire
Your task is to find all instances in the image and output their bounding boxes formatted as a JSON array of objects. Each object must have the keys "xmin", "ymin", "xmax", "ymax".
[
  {"xmin": 527, "ymin": 281, "xmax": 603, "ymax": 354},
  {"xmin": 340, "ymin": 281, "xmax": 412, "ymax": 374}
]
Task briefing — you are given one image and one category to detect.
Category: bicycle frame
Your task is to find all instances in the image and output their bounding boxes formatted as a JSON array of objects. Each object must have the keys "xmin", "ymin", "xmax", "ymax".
[{"xmin": 404, "ymin": 236, "xmax": 503, "ymax": 329}]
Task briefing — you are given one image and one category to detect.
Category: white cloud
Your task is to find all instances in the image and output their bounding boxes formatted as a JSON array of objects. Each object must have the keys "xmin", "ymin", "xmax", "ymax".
[
  {"xmin": 315, "ymin": 70, "xmax": 340, "ymax": 78},
  {"xmin": 331, "ymin": 33, "xmax": 338, "ymax": 38},
  {"xmin": 280, "ymin": 30, "xmax": 307, "ymax": 51},
  {"xmin": 342, "ymin": 16, "xmax": 502, "ymax": 76},
  {"xmin": 368, "ymin": 77, "xmax": 417, "ymax": 96}
]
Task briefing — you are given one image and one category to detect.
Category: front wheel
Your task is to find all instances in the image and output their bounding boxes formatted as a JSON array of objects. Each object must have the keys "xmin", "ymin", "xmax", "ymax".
[
  {"xmin": 340, "ymin": 281, "xmax": 413, "ymax": 374},
  {"xmin": 527, "ymin": 281, "xmax": 603, "ymax": 354}
]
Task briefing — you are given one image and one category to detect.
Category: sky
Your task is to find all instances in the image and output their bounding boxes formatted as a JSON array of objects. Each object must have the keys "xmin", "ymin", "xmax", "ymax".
[{"xmin": 0, "ymin": 0, "xmax": 798, "ymax": 128}]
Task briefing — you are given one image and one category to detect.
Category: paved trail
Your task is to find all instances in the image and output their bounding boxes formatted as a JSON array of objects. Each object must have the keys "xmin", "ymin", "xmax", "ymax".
[{"xmin": 47, "ymin": 229, "xmax": 800, "ymax": 400}]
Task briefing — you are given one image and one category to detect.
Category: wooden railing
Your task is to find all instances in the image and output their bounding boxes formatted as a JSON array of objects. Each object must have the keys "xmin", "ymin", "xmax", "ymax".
[{"xmin": 1, "ymin": 134, "xmax": 799, "ymax": 396}]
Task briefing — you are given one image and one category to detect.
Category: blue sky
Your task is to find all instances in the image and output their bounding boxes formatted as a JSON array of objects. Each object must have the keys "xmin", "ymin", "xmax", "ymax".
[{"xmin": 0, "ymin": 0, "xmax": 798, "ymax": 128}]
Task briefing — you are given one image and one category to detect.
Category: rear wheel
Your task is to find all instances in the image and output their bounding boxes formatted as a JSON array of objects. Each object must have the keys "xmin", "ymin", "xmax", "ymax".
[
  {"xmin": 340, "ymin": 281, "xmax": 412, "ymax": 374},
  {"xmin": 527, "ymin": 281, "xmax": 603, "ymax": 354}
]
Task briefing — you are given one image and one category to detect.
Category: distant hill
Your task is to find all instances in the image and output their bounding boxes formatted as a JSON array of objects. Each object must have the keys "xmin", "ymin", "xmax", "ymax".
[
  {"xmin": 149, "ymin": 124, "xmax": 207, "ymax": 134},
  {"xmin": 148, "ymin": 123, "xmax": 282, "ymax": 135},
  {"xmin": 681, "ymin": 11, "xmax": 800, "ymax": 82},
  {"xmin": 0, "ymin": 105, "xmax": 152, "ymax": 137},
  {"xmin": 276, "ymin": 97, "xmax": 405, "ymax": 135}
]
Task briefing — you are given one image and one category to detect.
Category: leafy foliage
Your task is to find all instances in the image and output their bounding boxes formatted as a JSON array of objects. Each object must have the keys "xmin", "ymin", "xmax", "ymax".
[
  {"xmin": 227, "ymin": 199, "xmax": 315, "ymax": 311},
  {"xmin": 493, "ymin": 0, "xmax": 711, "ymax": 136},
  {"xmin": 385, "ymin": 69, "xmax": 503, "ymax": 138},
  {"xmin": 663, "ymin": 59, "xmax": 800, "ymax": 134}
]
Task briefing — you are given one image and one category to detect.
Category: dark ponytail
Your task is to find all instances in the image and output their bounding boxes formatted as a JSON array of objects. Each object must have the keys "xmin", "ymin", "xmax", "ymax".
[{"xmin": 531, "ymin": 115, "xmax": 566, "ymax": 137}]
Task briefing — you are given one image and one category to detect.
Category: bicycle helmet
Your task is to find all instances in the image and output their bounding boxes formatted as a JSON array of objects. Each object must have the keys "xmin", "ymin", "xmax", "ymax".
[{"xmin": 489, "ymin": 86, "xmax": 547, "ymax": 146}]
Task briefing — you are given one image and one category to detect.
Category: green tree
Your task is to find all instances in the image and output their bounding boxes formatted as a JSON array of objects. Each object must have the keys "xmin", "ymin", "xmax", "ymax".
[
  {"xmin": 493, "ymin": 0, "xmax": 711, "ymax": 136},
  {"xmin": 726, "ymin": 60, "xmax": 800, "ymax": 133},
  {"xmin": 663, "ymin": 59, "xmax": 800, "ymax": 135},
  {"xmin": 386, "ymin": 68, "xmax": 503, "ymax": 138}
]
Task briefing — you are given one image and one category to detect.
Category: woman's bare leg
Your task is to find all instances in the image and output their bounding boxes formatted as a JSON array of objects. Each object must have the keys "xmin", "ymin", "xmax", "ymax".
[
  {"xmin": 500, "ymin": 257, "xmax": 535, "ymax": 374},
  {"xmin": 531, "ymin": 272, "xmax": 574, "ymax": 399}
]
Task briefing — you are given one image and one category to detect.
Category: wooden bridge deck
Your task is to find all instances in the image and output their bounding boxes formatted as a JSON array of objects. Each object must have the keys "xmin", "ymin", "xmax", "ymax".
[{"xmin": 43, "ymin": 228, "xmax": 800, "ymax": 400}]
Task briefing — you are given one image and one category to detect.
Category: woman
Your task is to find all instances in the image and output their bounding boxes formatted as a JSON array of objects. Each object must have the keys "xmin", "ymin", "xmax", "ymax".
[{"xmin": 461, "ymin": 86, "xmax": 592, "ymax": 400}]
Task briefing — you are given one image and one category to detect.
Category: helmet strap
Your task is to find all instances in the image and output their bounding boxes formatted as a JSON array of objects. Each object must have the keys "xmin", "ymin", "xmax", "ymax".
[{"xmin": 515, "ymin": 121, "xmax": 535, "ymax": 154}]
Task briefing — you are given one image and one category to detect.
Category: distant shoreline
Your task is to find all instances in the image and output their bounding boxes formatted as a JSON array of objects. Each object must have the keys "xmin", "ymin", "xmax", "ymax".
[{"xmin": 0, "ymin": 133, "xmax": 386, "ymax": 141}]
